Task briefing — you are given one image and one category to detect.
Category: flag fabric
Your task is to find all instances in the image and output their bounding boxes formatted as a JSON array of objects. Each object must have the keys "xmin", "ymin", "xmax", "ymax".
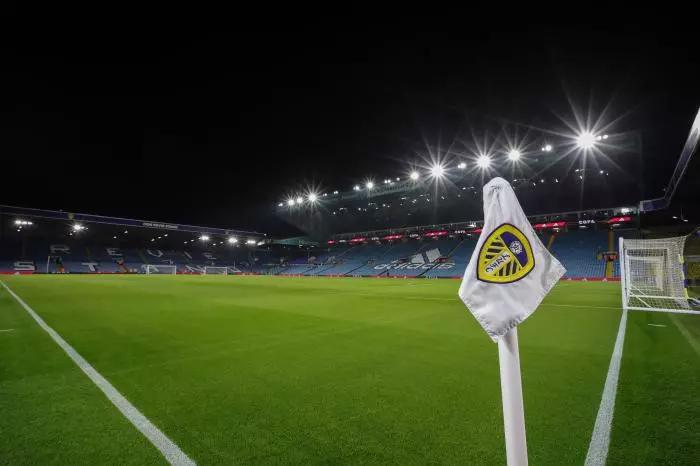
[{"xmin": 458, "ymin": 177, "xmax": 566, "ymax": 342}]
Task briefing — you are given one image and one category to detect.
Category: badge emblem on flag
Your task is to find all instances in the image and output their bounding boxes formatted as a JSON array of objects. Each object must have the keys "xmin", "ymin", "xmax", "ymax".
[
  {"xmin": 477, "ymin": 223, "xmax": 534, "ymax": 283},
  {"xmin": 458, "ymin": 177, "xmax": 566, "ymax": 342}
]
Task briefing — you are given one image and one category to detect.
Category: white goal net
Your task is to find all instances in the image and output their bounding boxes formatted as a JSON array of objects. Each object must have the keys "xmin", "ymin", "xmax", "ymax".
[
  {"xmin": 203, "ymin": 266, "xmax": 229, "ymax": 275},
  {"xmin": 144, "ymin": 264, "xmax": 177, "ymax": 275},
  {"xmin": 620, "ymin": 236, "xmax": 698, "ymax": 314}
]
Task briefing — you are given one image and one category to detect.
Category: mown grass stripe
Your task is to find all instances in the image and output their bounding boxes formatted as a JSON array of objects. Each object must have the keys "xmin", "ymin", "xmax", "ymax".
[{"xmin": 0, "ymin": 280, "xmax": 196, "ymax": 466}]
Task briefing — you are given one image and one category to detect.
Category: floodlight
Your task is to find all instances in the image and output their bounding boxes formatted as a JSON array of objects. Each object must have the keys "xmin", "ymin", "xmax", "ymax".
[
  {"xmin": 246, "ymin": 239, "xmax": 256, "ymax": 245},
  {"xmin": 542, "ymin": 144, "xmax": 552, "ymax": 152},
  {"xmin": 287, "ymin": 199, "xmax": 295, "ymax": 206},
  {"xmin": 602, "ymin": 134, "xmax": 609, "ymax": 139},
  {"xmin": 72, "ymin": 224, "xmax": 85, "ymax": 231},
  {"xmin": 227, "ymin": 237, "xmax": 238, "ymax": 244},
  {"xmin": 200, "ymin": 235, "xmax": 210, "ymax": 241},
  {"xmin": 477, "ymin": 155, "xmax": 491, "ymax": 168},
  {"xmin": 295, "ymin": 196, "xmax": 303, "ymax": 204},
  {"xmin": 457, "ymin": 162, "xmax": 467, "ymax": 169},
  {"xmin": 14, "ymin": 219, "xmax": 21, "ymax": 225},
  {"xmin": 430, "ymin": 164, "xmax": 445, "ymax": 178},
  {"xmin": 308, "ymin": 193, "xmax": 318, "ymax": 202},
  {"xmin": 333, "ymin": 190, "xmax": 339, "ymax": 194},
  {"xmin": 576, "ymin": 131, "xmax": 597, "ymax": 149},
  {"xmin": 366, "ymin": 181, "xmax": 374, "ymax": 190},
  {"xmin": 353, "ymin": 185, "xmax": 360, "ymax": 191},
  {"xmin": 507, "ymin": 149, "xmax": 521, "ymax": 161},
  {"xmin": 278, "ymin": 202, "xmax": 284, "ymax": 207},
  {"xmin": 409, "ymin": 171, "xmax": 419, "ymax": 180}
]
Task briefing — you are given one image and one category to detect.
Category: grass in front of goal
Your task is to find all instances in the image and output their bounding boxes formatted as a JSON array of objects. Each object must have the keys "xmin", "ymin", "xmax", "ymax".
[{"xmin": 0, "ymin": 275, "xmax": 698, "ymax": 464}]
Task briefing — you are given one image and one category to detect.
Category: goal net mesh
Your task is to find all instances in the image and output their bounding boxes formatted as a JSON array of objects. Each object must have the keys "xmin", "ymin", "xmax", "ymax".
[
  {"xmin": 144, "ymin": 264, "xmax": 177, "ymax": 275},
  {"xmin": 620, "ymin": 236, "xmax": 695, "ymax": 313},
  {"xmin": 203, "ymin": 266, "xmax": 228, "ymax": 275}
]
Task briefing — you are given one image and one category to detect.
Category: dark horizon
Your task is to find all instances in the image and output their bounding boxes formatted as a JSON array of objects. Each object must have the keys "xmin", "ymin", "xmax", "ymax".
[{"xmin": 3, "ymin": 22, "xmax": 698, "ymax": 236}]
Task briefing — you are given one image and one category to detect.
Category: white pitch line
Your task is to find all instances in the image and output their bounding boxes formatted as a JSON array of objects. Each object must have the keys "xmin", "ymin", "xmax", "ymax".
[
  {"xmin": 647, "ymin": 323, "xmax": 667, "ymax": 328},
  {"xmin": 0, "ymin": 280, "xmax": 196, "ymax": 466},
  {"xmin": 0, "ymin": 328, "xmax": 15, "ymax": 332},
  {"xmin": 584, "ymin": 308, "xmax": 628, "ymax": 466}
]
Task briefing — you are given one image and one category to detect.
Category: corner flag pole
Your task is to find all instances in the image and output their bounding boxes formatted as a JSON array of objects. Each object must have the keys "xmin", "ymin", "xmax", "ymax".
[
  {"xmin": 458, "ymin": 177, "xmax": 565, "ymax": 465},
  {"xmin": 498, "ymin": 328, "xmax": 528, "ymax": 466}
]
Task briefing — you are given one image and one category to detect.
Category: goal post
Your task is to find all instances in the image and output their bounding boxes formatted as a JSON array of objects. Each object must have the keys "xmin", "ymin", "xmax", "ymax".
[
  {"xmin": 619, "ymin": 235, "xmax": 699, "ymax": 314},
  {"xmin": 144, "ymin": 264, "xmax": 177, "ymax": 275},
  {"xmin": 203, "ymin": 266, "xmax": 229, "ymax": 275}
]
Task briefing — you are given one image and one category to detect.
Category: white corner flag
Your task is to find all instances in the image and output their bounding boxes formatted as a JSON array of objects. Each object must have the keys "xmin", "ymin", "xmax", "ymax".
[{"xmin": 458, "ymin": 177, "xmax": 565, "ymax": 466}]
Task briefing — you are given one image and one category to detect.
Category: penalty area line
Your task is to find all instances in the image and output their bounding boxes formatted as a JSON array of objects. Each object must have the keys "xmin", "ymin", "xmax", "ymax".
[
  {"xmin": 0, "ymin": 280, "xmax": 196, "ymax": 466},
  {"xmin": 584, "ymin": 308, "xmax": 628, "ymax": 466}
]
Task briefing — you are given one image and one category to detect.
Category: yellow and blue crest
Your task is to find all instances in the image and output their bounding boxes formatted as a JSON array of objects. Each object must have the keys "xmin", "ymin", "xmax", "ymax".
[{"xmin": 477, "ymin": 223, "xmax": 534, "ymax": 283}]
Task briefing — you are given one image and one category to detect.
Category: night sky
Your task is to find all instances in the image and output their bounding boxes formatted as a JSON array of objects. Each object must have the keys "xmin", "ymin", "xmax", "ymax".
[{"xmin": 2, "ymin": 21, "xmax": 698, "ymax": 235}]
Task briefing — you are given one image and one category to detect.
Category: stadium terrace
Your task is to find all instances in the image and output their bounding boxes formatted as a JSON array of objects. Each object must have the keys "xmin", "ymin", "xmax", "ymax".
[{"xmin": 1, "ymin": 203, "xmax": 641, "ymax": 280}]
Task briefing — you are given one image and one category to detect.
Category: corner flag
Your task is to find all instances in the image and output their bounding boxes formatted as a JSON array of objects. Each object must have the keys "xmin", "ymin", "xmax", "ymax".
[
  {"xmin": 457, "ymin": 177, "xmax": 565, "ymax": 466},
  {"xmin": 458, "ymin": 177, "xmax": 565, "ymax": 341}
]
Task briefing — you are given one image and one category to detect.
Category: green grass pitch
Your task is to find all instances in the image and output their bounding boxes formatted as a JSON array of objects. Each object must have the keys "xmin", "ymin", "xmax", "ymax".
[{"xmin": 1, "ymin": 275, "xmax": 698, "ymax": 464}]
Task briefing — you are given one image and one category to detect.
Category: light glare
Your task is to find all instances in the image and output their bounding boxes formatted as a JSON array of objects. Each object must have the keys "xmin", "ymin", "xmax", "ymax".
[
  {"xmin": 477, "ymin": 155, "xmax": 491, "ymax": 168},
  {"xmin": 507, "ymin": 149, "xmax": 521, "ymax": 161},
  {"xmin": 430, "ymin": 164, "xmax": 445, "ymax": 178},
  {"xmin": 576, "ymin": 131, "xmax": 597, "ymax": 150}
]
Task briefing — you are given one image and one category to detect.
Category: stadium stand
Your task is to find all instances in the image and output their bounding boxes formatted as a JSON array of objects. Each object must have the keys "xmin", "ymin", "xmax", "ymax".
[
  {"xmin": 0, "ymin": 224, "xmax": 642, "ymax": 280},
  {"xmin": 548, "ymin": 229, "xmax": 608, "ymax": 278}
]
